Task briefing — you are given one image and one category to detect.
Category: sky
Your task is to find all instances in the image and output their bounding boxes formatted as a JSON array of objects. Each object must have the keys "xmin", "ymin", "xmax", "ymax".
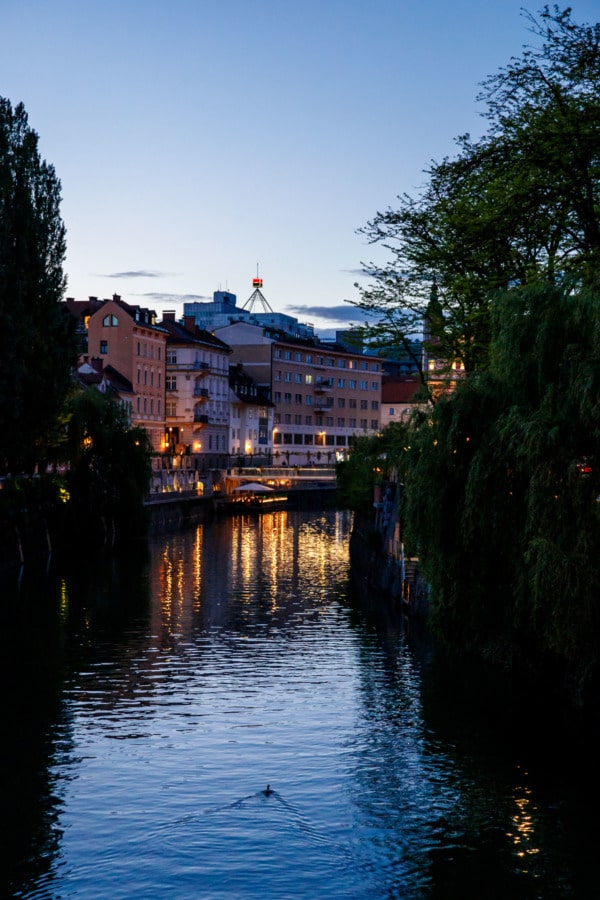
[{"xmin": 2, "ymin": 0, "xmax": 599, "ymax": 333}]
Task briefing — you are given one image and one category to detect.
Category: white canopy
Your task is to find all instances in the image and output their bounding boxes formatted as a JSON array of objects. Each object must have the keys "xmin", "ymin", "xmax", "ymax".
[{"xmin": 232, "ymin": 482, "xmax": 274, "ymax": 493}]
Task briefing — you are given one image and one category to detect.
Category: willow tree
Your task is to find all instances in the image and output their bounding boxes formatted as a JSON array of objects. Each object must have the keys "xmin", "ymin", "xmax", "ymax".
[
  {"xmin": 0, "ymin": 98, "xmax": 76, "ymax": 474},
  {"xmin": 350, "ymin": 6, "xmax": 600, "ymax": 377},
  {"xmin": 401, "ymin": 283, "xmax": 600, "ymax": 700}
]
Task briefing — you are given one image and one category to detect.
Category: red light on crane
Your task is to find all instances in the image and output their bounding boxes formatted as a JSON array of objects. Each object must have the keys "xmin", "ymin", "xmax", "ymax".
[{"xmin": 252, "ymin": 277, "xmax": 263, "ymax": 288}]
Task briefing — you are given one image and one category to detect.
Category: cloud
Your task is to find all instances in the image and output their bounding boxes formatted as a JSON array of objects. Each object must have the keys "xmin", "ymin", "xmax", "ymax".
[
  {"xmin": 286, "ymin": 304, "xmax": 367, "ymax": 324},
  {"xmin": 137, "ymin": 292, "xmax": 212, "ymax": 303},
  {"xmin": 102, "ymin": 270, "xmax": 166, "ymax": 279},
  {"xmin": 340, "ymin": 268, "xmax": 370, "ymax": 278}
]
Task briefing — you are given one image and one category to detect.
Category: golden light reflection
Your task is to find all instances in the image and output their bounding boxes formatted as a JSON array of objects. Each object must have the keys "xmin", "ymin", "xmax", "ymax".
[
  {"xmin": 507, "ymin": 782, "xmax": 540, "ymax": 867},
  {"xmin": 59, "ymin": 577, "xmax": 69, "ymax": 624}
]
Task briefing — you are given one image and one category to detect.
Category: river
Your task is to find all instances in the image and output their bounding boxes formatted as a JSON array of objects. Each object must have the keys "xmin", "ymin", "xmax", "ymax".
[{"xmin": 2, "ymin": 508, "xmax": 599, "ymax": 899}]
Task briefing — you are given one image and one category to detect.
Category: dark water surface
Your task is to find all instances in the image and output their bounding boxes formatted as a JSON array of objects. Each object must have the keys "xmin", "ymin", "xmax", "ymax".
[{"xmin": 2, "ymin": 509, "xmax": 599, "ymax": 899}]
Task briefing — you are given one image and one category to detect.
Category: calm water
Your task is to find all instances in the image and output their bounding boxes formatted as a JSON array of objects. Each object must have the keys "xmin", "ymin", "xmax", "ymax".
[{"xmin": 2, "ymin": 509, "xmax": 599, "ymax": 899}]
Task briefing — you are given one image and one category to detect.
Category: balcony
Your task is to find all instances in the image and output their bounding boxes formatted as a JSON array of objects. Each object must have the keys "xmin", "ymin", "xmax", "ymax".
[
  {"xmin": 193, "ymin": 412, "xmax": 209, "ymax": 424},
  {"xmin": 314, "ymin": 378, "xmax": 333, "ymax": 393},
  {"xmin": 193, "ymin": 387, "xmax": 209, "ymax": 399}
]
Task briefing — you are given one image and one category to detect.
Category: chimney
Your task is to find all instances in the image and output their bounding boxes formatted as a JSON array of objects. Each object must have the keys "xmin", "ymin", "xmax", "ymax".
[
  {"xmin": 184, "ymin": 315, "xmax": 196, "ymax": 333},
  {"xmin": 162, "ymin": 310, "xmax": 176, "ymax": 322}
]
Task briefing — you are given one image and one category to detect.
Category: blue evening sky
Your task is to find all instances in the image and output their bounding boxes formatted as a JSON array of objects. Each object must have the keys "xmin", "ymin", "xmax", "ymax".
[{"xmin": 2, "ymin": 1, "xmax": 598, "ymax": 330}]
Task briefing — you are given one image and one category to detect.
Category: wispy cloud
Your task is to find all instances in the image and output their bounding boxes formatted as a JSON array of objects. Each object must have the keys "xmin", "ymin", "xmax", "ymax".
[
  {"xmin": 102, "ymin": 270, "xmax": 166, "ymax": 279},
  {"xmin": 138, "ymin": 292, "xmax": 212, "ymax": 303},
  {"xmin": 286, "ymin": 304, "xmax": 366, "ymax": 324}
]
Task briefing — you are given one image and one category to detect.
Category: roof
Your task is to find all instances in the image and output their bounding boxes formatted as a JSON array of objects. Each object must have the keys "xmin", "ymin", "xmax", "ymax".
[
  {"xmin": 381, "ymin": 375, "xmax": 422, "ymax": 404},
  {"xmin": 160, "ymin": 318, "xmax": 231, "ymax": 351}
]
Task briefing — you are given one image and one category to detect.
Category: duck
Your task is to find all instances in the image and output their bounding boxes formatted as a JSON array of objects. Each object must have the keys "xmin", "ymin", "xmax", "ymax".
[{"xmin": 263, "ymin": 784, "xmax": 274, "ymax": 796}]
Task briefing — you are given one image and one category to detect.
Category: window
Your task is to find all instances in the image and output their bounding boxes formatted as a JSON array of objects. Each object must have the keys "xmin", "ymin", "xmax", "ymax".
[
  {"xmin": 167, "ymin": 350, "xmax": 177, "ymax": 364},
  {"xmin": 295, "ymin": 393, "xmax": 302, "ymax": 404},
  {"xmin": 337, "ymin": 417, "xmax": 345, "ymax": 427},
  {"xmin": 102, "ymin": 314, "xmax": 118, "ymax": 326},
  {"xmin": 284, "ymin": 392, "xmax": 292, "ymax": 403},
  {"xmin": 284, "ymin": 350, "xmax": 291, "ymax": 360},
  {"xmin": 166, "ymin": 400, "xmax": 177, "ymax": 417},
  {"xmin": 360, "ymin": 361, "xmax": 368, "ymax": 371},
  {"xmin": 274, "ymin": 349, "xmax": 281, "ymax": 359},
  {"xmin": 295, "ymin": 352, "xmax": 302, "ymax": 361},
  {"xmin": 349, "ymin": 418, "xmax": 357, "ymax": 428},
  {"xmin": 137, "ymin": 342, "xmax": 141, "ymax": 355},
  {"xmin": 166, "ymin": 375, "xmax": 177, "ymax": 391},
  {"xmin": 305, "ymin": 374, "xmax": 313, "ymax": 385},
  {"xmin": 349, "ymin": 379, "xmax": 357, "ymax": 389},
  {"xmin": 274, "ymin": 391, "xmax": 281, "ymax": 402},
  {"xmin": 284, "ymin": 415, "xmax": 292, "ymax": 425},
  {"xmin": 274, "ymin": 370, "xmax": 282, "ymax": 381},
  {"xmin": 306, "ymin": 354, "xmax": 312, "ymax": 363},
  {"xmin": 371, "ymin": 420, "xmax": 379, "ymax": 430},
  {"xmin": 389, "ymin": 407, "xmax": 395, "ymax": 416},
  {"xmin": 305, "ymin": 395, "xmax": 313, "ymax": 405},
  {"xmin": 371, "ymin": 400, "xmax": 379, "ymax": 410},
  {"xmin": 371, "ymin": 362, "xmax": 380, "ymax": 372},
  {"xmin": 360, "ymin": 380, "xmax": 368, "ymax": 390},
  {"xmin": 137, "ymin": 368, "xmax": 141, "ymax": 385},
  {"xmin": 360, "ymin": 418, "xmax": 368, "ymax": 429},
  {"xmin": 285, "ymin": 371, "xmax": 292, "ymax": 382},
  {"xmin": 100, "ymin": 340, "xmax": 108, "ymax": 354},
  {"xmin": 371, "ymin": 381, "xmax": 379, "ymax": 391},
  {"xmin": 144, "ymin": 370, "xmax": 148, "ymax": 385},
  {"xmin": 294, "ymin": 415, "xmax": 302, "ymax": 425},
  {"xmin": 361, "ymin": 399, "xmax": 368, "ymax": 410},
  {"xmin": 338, "ymin": 359, "xmax": 346, "ymax": 368},
  {"xmin": 295, "ymin": 373, "xmax": 302, "ymax": 383},
  {"xmin": 327, "ymin": 357, "xmax": 335, "ymax": 367},
  {"xmin": 305, "ymin": 416, "xmax": 312, "ymax": 426},
  {"xmin": 337, "ymin": 378, "xmax": 345, "ymax": 388},
  {"xmin": 337, "ymin": 398, "xmax": 346, "ymax": 408},
  {"xmin": 349, "ymin": 398, "xmax": 357, "ymax": 409}
]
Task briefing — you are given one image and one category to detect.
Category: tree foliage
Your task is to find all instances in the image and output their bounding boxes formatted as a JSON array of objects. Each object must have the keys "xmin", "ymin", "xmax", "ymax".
[
  {"xmin": 65, "ymin": 388, "xmax": 153, "ymax": 541},
  {"xmin": 0, "ymin": 98, "xmax": 77, "ymax": 474},
  {"xmin": 350, "ymin": 6, "xmax": 600, "ymax": 377},
  {"xmin": 397, "ymin": 283, "xmax": 600, "ymax": 698}
]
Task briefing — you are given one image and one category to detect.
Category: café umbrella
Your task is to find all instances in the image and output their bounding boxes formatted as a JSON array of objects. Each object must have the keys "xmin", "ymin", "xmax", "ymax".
[{"xmin": 232, "ymin": 482, "xmax": 274, "ymax": 493}]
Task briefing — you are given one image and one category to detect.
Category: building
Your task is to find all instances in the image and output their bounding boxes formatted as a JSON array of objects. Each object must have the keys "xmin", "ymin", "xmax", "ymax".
[
  {"xmin": 380, "ymin": 375, "xmax": 423, "ymax": 427},
  {"xmin": 228, "ymin": 363, "xmax": 274, "ymax": 463},
  {"xmin": 214, "ymin": 321, "xmax": 382, "ymax": 466},
  {"xmin": 184, "ymin": 278, "xmax": 316, "ymax": 340},
  {"xmin": 85, "ymin": 296, "xmax": 168, "ymax": 450},
  {"xmin": 159, "ymin": 312, "xmax": 231, "ymax": 468},
  {"xmin": 76, "ymin": 357, "xmax": 135, "ymax": 421}
]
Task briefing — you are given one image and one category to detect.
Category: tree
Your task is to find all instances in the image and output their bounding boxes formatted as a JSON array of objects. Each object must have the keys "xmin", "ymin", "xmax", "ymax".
[
  {"xmin": 65, "ymin": 388, "xmax": 152, "ymax": 541},
  {"xmin": 349, "ymin": 6, "xmax": 600, "ymax": 377},
  {"xmin": 0, "ymin": 98, "xmax": 77, "ymax": 474}
]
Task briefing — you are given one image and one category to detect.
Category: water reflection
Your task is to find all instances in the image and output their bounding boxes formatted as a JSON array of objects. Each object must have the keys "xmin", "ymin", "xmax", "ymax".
[{"xmin": 1, "ymin": 510, "xmax": 600, "ymax": 898}]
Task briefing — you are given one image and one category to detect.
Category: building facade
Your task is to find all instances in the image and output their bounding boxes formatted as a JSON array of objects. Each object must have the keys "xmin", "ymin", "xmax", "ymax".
[
  {"xmin": 86, "ymin": 296, "xmax": 167, "ymax": 450},
  {"xmin": 215, "ymin": 321, "xmax": 382, "ymax": 465},
  {"xmin": 228, "ymin": 363, "xmax": 274, "ymax": 463},
  {"xmin": 160, "ymin": 313, "xmax": 231, "ymax": 468}
]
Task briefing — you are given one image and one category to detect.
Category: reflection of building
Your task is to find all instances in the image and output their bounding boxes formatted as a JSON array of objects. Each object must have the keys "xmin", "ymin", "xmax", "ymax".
[
  {"xmin": 159, "ymin": 313, "xmax": 231, "ymax": 466},
  {"xmin": 228, "ymin": 364, "xmax": 274, "ymax": 462},
  {"xmin": 214, "ymin": 321, "xmax": 382, "ymax": 465}
]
